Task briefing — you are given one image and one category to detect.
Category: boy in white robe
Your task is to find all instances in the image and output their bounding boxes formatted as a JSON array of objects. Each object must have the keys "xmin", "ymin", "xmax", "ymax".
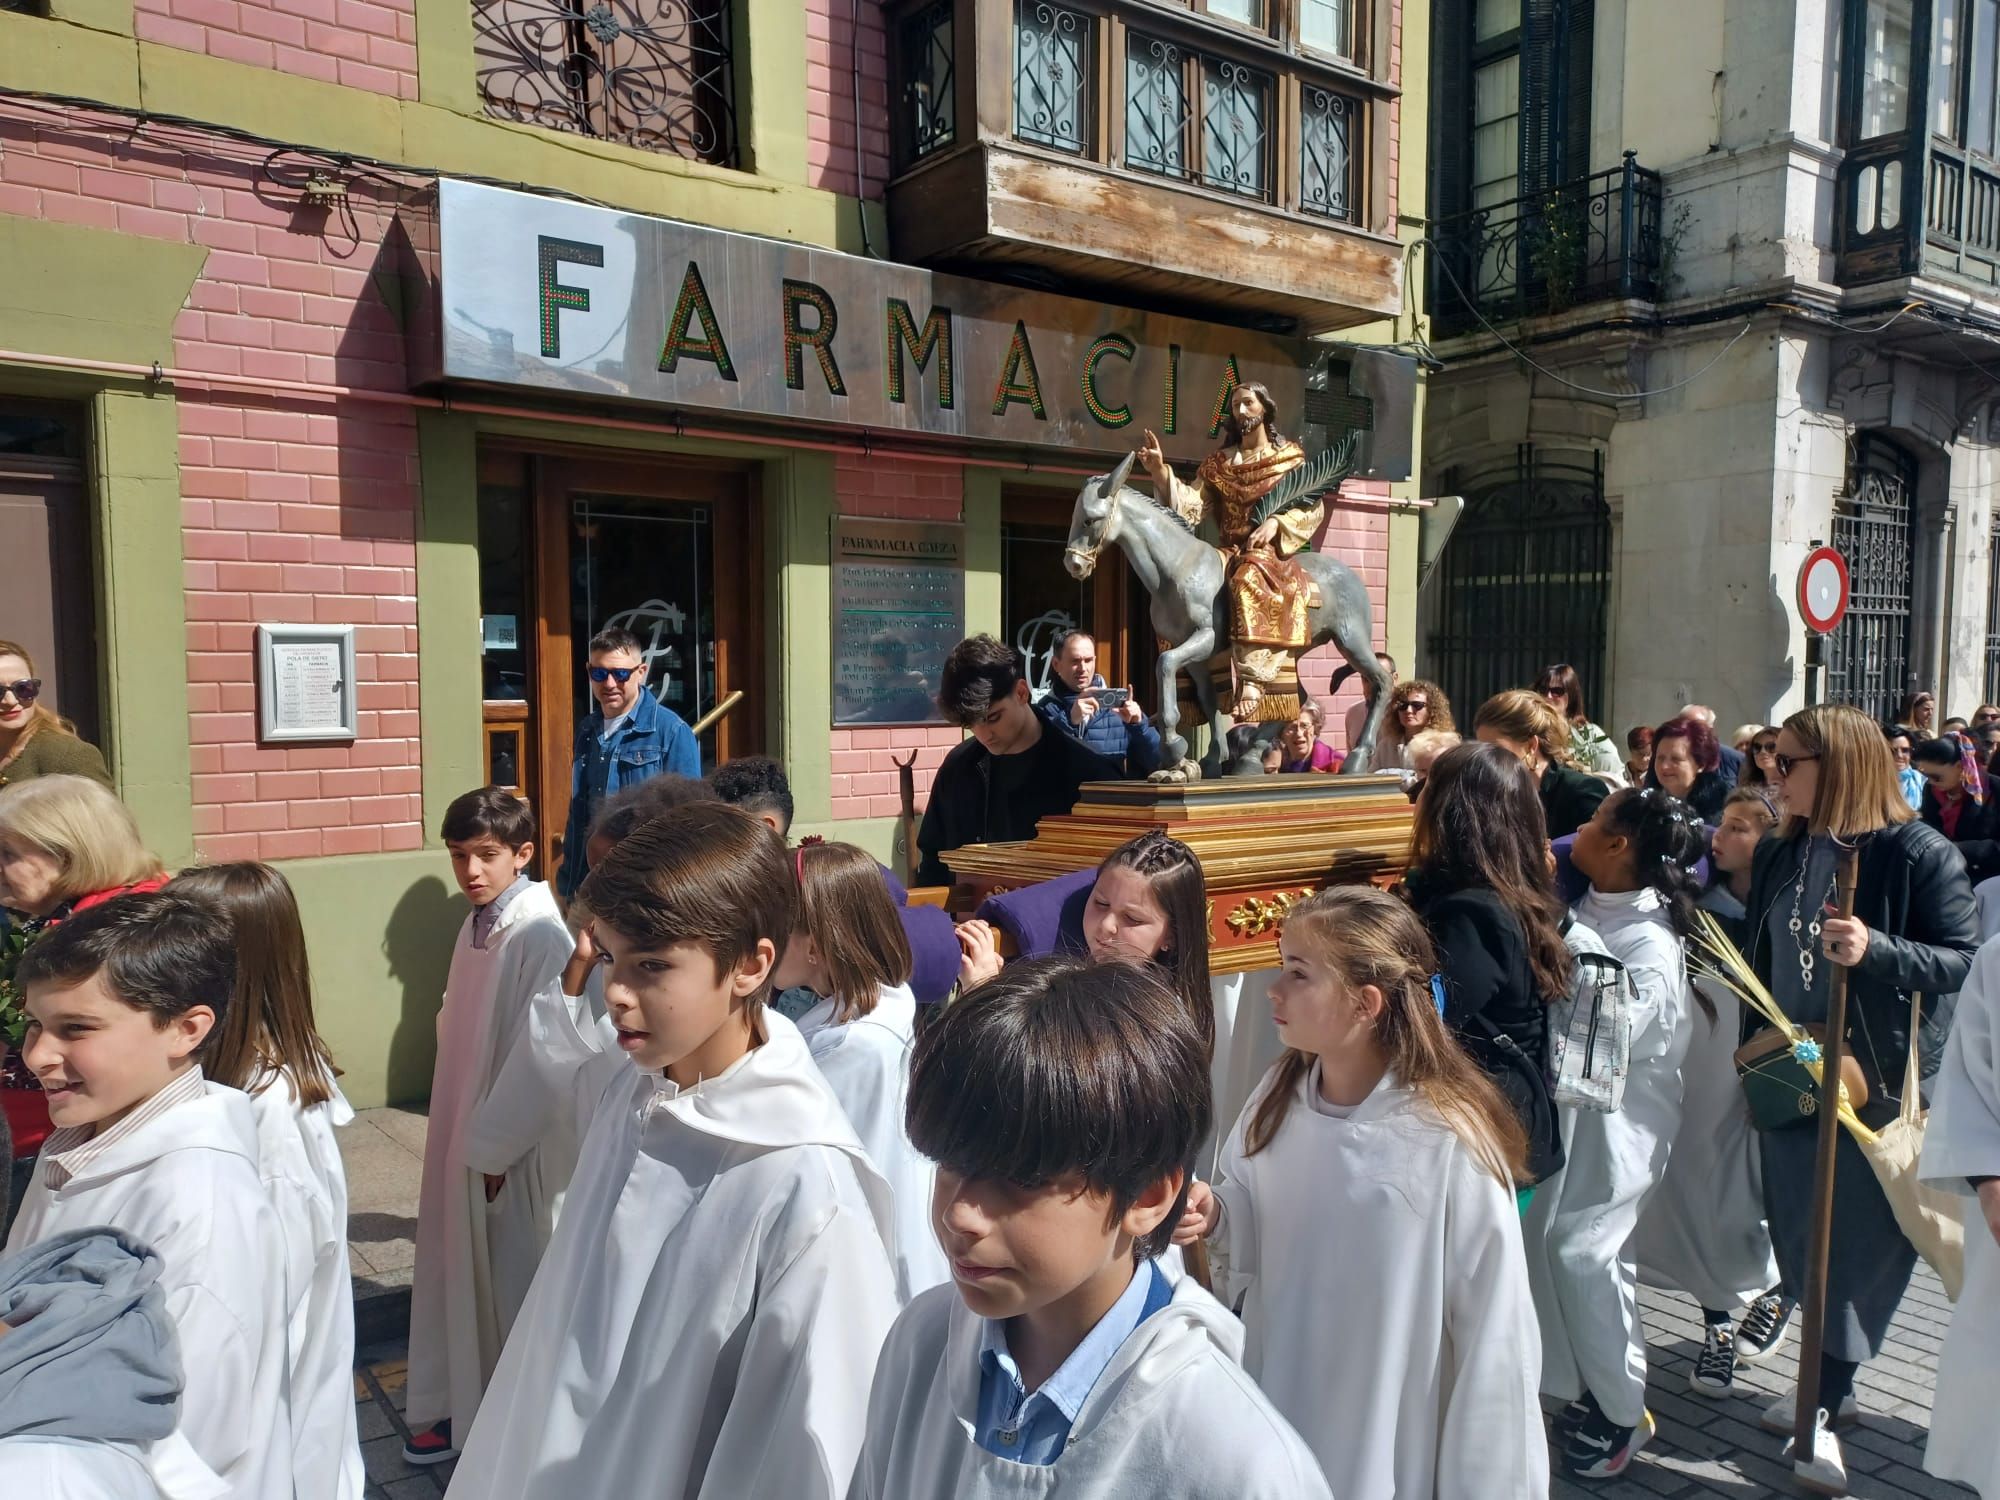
[
  {"xmin": 851, "ymin": 954, "xmax": 1331, "ymax": 1500},
  {"xmin": 1922, "ymin": 934, "xmax": 2000, "ymax": 1497},
  {"xmin": 404, "ymin": 787, "xmax": 575, "ymax": 1464},
  {"xmin": 4, "ymin": 890, "xmax": 289, "ymax": 1500},
  {"xmin": 445, "ymin": 801, "xmax": 902, "ymax": 1500}
]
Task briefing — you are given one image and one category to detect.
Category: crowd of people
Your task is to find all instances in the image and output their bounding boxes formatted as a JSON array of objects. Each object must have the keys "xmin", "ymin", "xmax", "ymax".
[{"xmin": 0, "ymin": 629, "xmax": 1997, "ymax": 1500}]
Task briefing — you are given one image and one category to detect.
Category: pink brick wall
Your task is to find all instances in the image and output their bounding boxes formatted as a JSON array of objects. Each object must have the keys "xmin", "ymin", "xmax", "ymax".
[
  {"xmin": 827, "ymin": 454, "xmax": 964, "ymax": 821},
  {"xmin": 1302, "ymin": 483, "xmax": 1392, "ymax": 753},
  {"xmin": 0, "ymin": 108, "xmax": 426, "ymax": 861},
  {"xmin": 806, "ymin": 0, "xmax": 891, "ymax": 197},
  {"xmin": 133, "ymin": 0, "xmax": 418, "ymax": 99}
]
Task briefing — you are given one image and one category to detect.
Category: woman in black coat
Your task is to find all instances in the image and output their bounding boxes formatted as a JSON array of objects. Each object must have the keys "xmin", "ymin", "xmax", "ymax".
[
  {"xmin": 1403, "ymin": 740, "xmax": 1574, "ymax": 1190},
  {"xmin": 1913, "ymin": 733, "xmax": 2000, "ymax": 885},
  {"xmin": 1746, "ymin": 706, "xmax": 1978, "ymax": 1482},
  {"xmin": 1474, "ymin": 688, "xmax": 1610, "ymax": 839}
]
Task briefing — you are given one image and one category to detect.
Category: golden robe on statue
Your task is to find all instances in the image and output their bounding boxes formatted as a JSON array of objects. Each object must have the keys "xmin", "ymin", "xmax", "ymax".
[{"xmin": 1158, "ymin": 439, "xmax": 1321, "ymax": 714}]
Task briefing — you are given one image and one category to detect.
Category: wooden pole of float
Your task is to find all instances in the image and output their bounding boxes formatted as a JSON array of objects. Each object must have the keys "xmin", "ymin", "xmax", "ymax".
[{"xmin": 1791, "ymin": 842, "xmax": 1861, "ymax": 1463}]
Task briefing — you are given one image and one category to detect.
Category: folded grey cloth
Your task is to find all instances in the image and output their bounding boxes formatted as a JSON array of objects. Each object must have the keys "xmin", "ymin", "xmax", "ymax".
[{"xmin": 0, "ymin": 1226, "xmax": 181, "ymax": 1443}]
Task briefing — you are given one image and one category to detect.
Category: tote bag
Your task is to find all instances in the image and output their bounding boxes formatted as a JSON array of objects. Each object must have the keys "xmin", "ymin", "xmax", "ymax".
[{"xmin": 1850, "ymin": 993, "xmax": 1966, "ymax": 1300}]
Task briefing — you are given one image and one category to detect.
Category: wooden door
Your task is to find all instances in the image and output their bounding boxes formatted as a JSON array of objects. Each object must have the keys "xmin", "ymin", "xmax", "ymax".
[{"xmin": 0, "ymin": 403, "xmax": 98, "ymax": 746}]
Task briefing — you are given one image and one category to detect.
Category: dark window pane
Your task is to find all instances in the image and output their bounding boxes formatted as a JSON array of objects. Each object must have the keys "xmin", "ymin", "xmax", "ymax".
[
  {"xmin": 900, "ymin": 0, "xmax": 956, "ymax": 163},
  {"xmin": 489, "ymin": 729, "xmax": 522, "ymax": 789},
  {"xmin": 478, "ymin": 472, "xmax": 530, "ymax": 702},
  {"xmin": 1014, "ymin": 0, "xmax": 1093, "ymax": 155},
  {"xmin": 1860, "ymin": 0, "xmax": 1915, "ymax": 138}
]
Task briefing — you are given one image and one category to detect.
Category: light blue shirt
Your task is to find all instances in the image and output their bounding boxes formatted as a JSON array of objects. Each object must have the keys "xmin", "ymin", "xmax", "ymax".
[
  {"xmin": 974, "ymin": 1259, "xmax": 1165, "ymax": 1465},
  {"xmin": 1900, "ymin": 764, "xmax": 1926, "ymax": 812}
]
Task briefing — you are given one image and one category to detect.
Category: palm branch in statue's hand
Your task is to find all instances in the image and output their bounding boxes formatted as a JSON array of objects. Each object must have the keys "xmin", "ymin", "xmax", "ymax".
[{"xmin": 1251, "ymin": 430, "xmax": 1360, "ymax": 527}]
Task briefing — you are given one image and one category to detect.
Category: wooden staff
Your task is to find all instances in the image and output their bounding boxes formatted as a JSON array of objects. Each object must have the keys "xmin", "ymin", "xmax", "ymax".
[
  {"xmin": 892, "ymin": 750, "xmax": 919, "ymax": 886},
  {"xmin": 1792, "ymin": 843, "xmax": 1860, "ymax": 1460}
]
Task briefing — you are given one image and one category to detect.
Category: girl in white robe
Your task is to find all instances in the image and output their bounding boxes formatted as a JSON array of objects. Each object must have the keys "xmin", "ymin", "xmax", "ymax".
[
  {"xmin": 168, "ymin": 861, "xmax": 364, "ymax": 1500},
  {"xmin": 1532, "ymin": 787, "xmax": 1705, "ymax": 1480},
  {"xmin": 405, "ymin": 862, "xmax": 575, "ymax": 1457},
  {"xmin": 1178, "ymin": 884, "xmax": 1549, "ymax": 1500},
  {"xmin": 1922, "ymin": 934, "xmax": 2000, "ymax": 1497},
  {"xmin": 775, "ymin": 839, "xmax": 949, "ymax": 1299}
]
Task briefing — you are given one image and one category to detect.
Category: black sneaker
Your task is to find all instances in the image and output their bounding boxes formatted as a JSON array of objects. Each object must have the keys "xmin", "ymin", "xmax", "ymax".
[
  {"xmin": 1689, "ymin": 1321, "xmax": 1738, "ymax": 1396},
  {"xmin": 1735, "ymin": 1290, "xmax": 1796, "ymax": 1364},
  {"xmin": 1551, "ymin": 1396, "xmax": 1596, "ymax": 1443},
  {"xmin": 1563, "ymin": 1407, "xmax": 1656, "ymax": 1480},
  {"xmin": 402, "ymin": 1421, "xmax": 457, "ymax": 1466}
]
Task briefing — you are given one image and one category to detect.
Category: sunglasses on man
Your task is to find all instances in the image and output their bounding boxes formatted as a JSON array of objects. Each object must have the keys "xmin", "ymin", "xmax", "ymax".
[
  {"xmin": 588, "ymin": 666, "xmax": 640, "ymax": 685},
  {"xmin": 0, "ymin": 678, "xmax": 43, "ymax": 705}
]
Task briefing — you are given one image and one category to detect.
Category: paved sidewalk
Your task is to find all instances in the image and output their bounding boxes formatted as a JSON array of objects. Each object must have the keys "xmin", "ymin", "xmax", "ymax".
[{"xmin": 342, "ymin": 1107, "xmax": 1973, "ymax": 1500}]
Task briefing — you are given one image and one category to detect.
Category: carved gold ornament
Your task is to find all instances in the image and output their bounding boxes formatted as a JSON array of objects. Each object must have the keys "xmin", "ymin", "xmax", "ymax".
[{"xmin": 1225, "ymin": 887, "xmax": 1316, "ymax": 938}]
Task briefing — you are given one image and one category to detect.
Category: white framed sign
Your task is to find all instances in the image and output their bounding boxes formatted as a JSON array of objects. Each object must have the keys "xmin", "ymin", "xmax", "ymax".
[{"xmin": 256, "ymin": 624, "xmax": 358, "ymax": 743}]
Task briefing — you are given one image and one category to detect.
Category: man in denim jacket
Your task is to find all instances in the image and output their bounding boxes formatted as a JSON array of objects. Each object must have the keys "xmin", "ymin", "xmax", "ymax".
[{"xmin": 557, "ymin": 626, "xmax": 699, "ymax": 899}]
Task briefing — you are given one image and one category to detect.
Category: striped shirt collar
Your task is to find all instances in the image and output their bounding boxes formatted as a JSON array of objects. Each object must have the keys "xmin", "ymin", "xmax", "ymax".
[{"xmin": 42, "ymin": 1066, "xmax": 207, "ymax": 1191}]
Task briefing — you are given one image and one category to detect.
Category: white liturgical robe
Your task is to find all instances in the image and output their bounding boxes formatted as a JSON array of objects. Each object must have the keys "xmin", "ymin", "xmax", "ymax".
[
  {"xmin": 1211, "ymin": 1064, "xmax": 1549, "ymax": 1500},
  {"xmin": 444, "ymin": 1008, "xmax": 902, "ymax": 1500},
  {"xmin": 848, "ymin": 1277, "xmax": 1331, "ymax": 1500},
  {"xmin": 406, "ymin": 879, "xmax": 574, "ymax": 1441},
  {"xmin": 795, "ymin": 982, "xmax": 949, "ymax": 1299},
  {"xmin": 1922, "ymin": 935, "xmax": 2000, "ymax": 1497}
]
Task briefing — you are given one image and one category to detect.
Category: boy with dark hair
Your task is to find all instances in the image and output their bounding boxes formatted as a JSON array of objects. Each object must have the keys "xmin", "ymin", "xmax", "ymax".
[
  {"xmin": 582, "ymin": 771, "xmax": 720, "ymax": 871},
  {"xmin": 559, "ymin": 625, "xmax": 700, "ymax": 900},
  {"xmin": 852, "ymin": 955, "xmax": 1329, "ymax": 1498},
  {"xmin": 404, "ymin": 787, "xmax": 575, "ymax": 1465},
  {"xmin": 917, "ymin": 636, "xmax": 1121, "ymax": 887},
  {"xmin": 4, "ymin": 890, "xmax": 290, "ymax": 1499},
  {"xmin": 446, "ymin": 802, "xmax": 902, "ymax": 1500}
]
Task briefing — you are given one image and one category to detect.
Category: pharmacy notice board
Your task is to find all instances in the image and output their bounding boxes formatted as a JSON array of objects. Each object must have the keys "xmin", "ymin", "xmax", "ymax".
[{"xmin": 831, "ymin": 519, "xmax": 965, "ymax": 727}]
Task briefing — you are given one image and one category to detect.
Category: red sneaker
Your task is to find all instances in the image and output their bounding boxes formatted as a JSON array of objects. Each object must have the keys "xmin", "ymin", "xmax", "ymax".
[{"xmin": 401, "ymin": 1422, "xmax": 457, "ymax": 1466}]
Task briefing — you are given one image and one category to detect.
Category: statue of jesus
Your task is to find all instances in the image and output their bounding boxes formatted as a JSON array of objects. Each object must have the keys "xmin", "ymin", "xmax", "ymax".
[{"xmin": 1136, "ymin": 382, "xmax": 1323, "ymax": 720}]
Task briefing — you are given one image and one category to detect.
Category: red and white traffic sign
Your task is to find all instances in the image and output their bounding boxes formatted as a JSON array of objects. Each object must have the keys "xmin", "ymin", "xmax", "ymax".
[{"xmin": 1798, "ymin": 546, "xmax": 1850, "ymax": 635}]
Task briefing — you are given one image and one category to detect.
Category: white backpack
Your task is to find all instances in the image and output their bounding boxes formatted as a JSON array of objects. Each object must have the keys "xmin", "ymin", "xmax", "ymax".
[{"xmin": 1547, "ymin": 917, "xmax": 1636, "ymax": 1112}]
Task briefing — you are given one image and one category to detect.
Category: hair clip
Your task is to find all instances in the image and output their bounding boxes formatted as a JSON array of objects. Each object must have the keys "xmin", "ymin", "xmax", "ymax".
[
  {"xmin": 798, "ymin": 834, "xmax": 827, "ymax": 848},
  {"xmin": 1428, "ymin": 973, "xmax": 1448, "ymax": 1015}
]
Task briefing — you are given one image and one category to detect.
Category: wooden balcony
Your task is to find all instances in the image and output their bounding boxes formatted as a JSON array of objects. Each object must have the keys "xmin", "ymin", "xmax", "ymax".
[
  {"xmin": 1837, "ymin": 133, "xmax": 2000, "ymax": 295},
  {"xmin": 885, "ymin": 0, "xmax": 1405, "ymax": 334}
]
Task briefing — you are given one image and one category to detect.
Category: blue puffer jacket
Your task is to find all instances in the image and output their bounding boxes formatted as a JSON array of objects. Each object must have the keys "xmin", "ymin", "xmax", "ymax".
[{"xmin": 1036, "ymin": 677, "xmax": 1163, "ymax": 776}]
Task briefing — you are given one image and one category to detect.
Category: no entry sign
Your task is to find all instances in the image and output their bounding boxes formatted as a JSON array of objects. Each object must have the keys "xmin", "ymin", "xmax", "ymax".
[{"xmin": 1798, "ymin": 546, "xmax": 1851, "ymax": 635}]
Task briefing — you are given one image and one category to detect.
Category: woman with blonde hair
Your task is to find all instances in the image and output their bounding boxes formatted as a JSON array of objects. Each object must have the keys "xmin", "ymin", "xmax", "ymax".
[
  {"xmin": 0, "ymin": 774, "xmax": 166, "ymax": 1153},
  {"xmin": 1741, "ymin": 705, "xmax": 1978, "ymax": 1493},
  {"xmin": 0, "ymin": 641, "xmax": 108, "ymax": 790},
  {"xmin": 1474, "ymin": 689, "xmax": 1610, "ymax": 839}
]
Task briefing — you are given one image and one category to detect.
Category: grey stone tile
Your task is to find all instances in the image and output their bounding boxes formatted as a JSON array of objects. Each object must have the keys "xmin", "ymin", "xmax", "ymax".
[{"xmin": 365, "ymin": 1107, "xmax": 431, "ymax": 1160}]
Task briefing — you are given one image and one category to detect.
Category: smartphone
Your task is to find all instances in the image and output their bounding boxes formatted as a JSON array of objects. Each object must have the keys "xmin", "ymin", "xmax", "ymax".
[{"xmin": 1094, "ymin": 687, "xmax": 1131, "ymax": 710}]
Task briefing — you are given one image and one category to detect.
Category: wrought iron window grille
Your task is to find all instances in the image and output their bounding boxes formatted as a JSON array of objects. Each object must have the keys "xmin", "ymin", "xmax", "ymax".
[
  {"xmin": 1300, "ymin": 83, "xmax": 1356, "ymax": 220},
  {"xmin": 1426, "ymin": 447, "xmax": 1611, "ymax": 720},
  {"xmin": 1014, "ymin": 0, "xmax": 1094, "ymax": 156},
  {"xmin": 1429, "ymin": 152, "xmax": 1662, "ymax": 336},
  {"xmin": 1124, "ymin": 30, "xmax": 1274, "ymax": 202},
  {"xmin": 474, "ymin": 0, "xmax": 737, "ymax": 166},
  {"xmin": 1986, "ymin": 515, "xmax": 2000, "ymax": 705},
  {"xmin": 900, "ymin": 0, "xmax": 958, "ymax": 164},
  {"xmin": 1825, "ymin": 435, "xmax": 1918, "ymax": 725}
]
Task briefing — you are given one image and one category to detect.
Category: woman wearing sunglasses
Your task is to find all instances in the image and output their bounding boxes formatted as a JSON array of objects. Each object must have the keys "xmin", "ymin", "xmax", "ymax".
[
  {"xmin": 1741, "ymin": 705, "xmax": 1978, "ymax": 1492},
  {"xmin": 1534, "ymin": 663, "xmax": 1625, "ymax": 780},
  {"xmin": 1375, "ymin": 678, "xmax": 1454, "ymax": 770},
  {"xmin": 0, "ymin": 641, "xmax": 108, "ymax": 792},
  {"xmin": 1914, "ymin": 733, "xmax": 2000, "ymax": 886}
]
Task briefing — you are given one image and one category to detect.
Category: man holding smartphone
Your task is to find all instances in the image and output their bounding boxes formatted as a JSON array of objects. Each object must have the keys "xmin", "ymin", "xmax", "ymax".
[{"xmin": 1035, "ymin": 631, "xmax": 1163, "ymax": 777}]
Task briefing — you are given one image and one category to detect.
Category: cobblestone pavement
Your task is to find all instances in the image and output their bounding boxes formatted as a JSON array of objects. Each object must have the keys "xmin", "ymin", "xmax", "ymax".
[{"xmin": 345, "ymin": 1108, "xmax": 1973, "ymax": 1500}]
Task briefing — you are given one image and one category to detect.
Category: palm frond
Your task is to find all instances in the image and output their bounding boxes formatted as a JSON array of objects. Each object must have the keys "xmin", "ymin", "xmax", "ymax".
[{"xmin": 1251, "ymin": 430, "xmax": 1360, "ymax": 526}]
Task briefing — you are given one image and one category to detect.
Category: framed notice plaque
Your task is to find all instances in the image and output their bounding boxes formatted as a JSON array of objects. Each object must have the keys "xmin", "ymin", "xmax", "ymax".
[
  {"xmin": 831, "ymin": 518, "xmax": 965, "ymax": 726},
  {"xmin": 256, "ymin": 624, "xmax": 358, "ymax": 743}
]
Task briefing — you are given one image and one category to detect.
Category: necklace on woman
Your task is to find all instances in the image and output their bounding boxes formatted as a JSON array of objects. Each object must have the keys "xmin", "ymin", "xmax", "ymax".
[{"xmin": 1787, "ymin": 839, "xmax": 1838, "ymax": 995}]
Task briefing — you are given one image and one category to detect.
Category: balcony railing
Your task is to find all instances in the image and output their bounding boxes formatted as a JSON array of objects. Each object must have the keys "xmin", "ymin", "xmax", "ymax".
[
  {"xmin": 1924, "ymin": 139, "xmax": 2000, "ymax": 288},
  {"xmin": 1429, "ymin": 153, "xmax": 1664, "ymax": 338}
]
